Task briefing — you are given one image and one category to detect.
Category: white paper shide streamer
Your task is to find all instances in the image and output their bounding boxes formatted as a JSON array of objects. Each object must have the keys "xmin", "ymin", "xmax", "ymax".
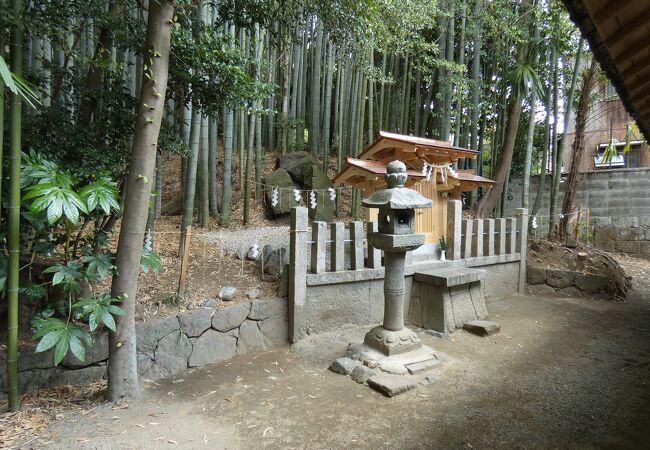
[
  {"xmin": 309, "ymin": 191, "xmax": 317, "ymax": 209},
  {"xmin": 271, "ymin": 187, "xmax": 279, "ymax": 207},
  {"xmin": 328, "ymin": 187, "xmax": 336, "ymax": 201},
  {"xmin": 293, "ymin": 189, "xmax": 302, "ymax": 203}
]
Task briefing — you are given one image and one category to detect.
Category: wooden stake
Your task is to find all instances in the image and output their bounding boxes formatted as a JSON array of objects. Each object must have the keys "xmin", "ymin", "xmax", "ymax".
[
  {"xmin": 574, "ymin": 207, "xmax": 582, "ymax": 240},
  {"xmin": 178, "ymin": 225, "xmax": 192, "ymax": 296}
]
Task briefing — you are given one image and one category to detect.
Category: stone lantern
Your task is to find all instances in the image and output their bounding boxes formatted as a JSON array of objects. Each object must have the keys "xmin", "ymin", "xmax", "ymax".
[{"xmin": 362, "ymin": 160, "xmax": 432, "ymax": 355}]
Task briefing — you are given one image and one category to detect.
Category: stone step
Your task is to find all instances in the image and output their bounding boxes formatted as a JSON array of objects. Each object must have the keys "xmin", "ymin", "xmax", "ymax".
[
  {"xmin": 463, "ymin": 320, "xmax": 501, "ymax": 336},
  {"xmin": 405, "ymin": 358, "xmax": 441, "ymax": 375},
  {"xmin": 368, "ymin": 375, "xmax": 417, "ymax": 397}
]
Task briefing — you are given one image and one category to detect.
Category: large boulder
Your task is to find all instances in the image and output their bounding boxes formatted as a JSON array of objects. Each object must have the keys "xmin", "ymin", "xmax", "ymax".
[
  {"xmin": 264, "ymin": 168, "xmax": 298, "ymax": 218},
  {"xmin": 303, "ymin": 164, "xmax": 335, "ymax": 222},
  {"xmin": 276, "ymin": 151, "xmax": 316, "ymax": 184}
]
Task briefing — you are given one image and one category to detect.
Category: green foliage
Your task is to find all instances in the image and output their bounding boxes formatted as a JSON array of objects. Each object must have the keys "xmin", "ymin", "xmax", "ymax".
[
  {"xmin": 44, "ymin": 262, "xmax": 83, "ymax": 293},
  {"xmin": 33, "ymin": 318, "xmax": 91, "ymax": 365},
  {"xmin": 1, "ymin": 152, "xmax": 163, "ymax": 367},
  {"xmin": 23, "ymin": 183, "xmax": 88, "ymax": 224},
  {"xmin": 169, "ymin": 23, "xmax": 273, "ymax": 115},
  {"xmin": 438, "ymin": 236, "xmax": 447, "ymax": 251},
  {"xmin": 74, "ymin": 293, "xmax": 126, "ymax": 332},
  {"xmin": 140, "ymin": 248, "xmax": 164, "ymax": 274}
]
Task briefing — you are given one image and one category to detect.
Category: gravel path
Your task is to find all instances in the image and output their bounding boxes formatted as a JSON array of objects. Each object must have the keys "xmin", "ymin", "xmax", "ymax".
[{"xmin": 30, "ymin": 289, "xmax": 650, "ymax": 449}]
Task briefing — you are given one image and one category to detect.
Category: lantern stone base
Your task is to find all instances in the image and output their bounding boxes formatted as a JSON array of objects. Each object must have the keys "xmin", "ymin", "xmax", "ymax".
[
  {"xmin": 363, "ymin": 326, "xmax": 422, "ymax": 356},
  {"xmin": 328, "ymin": 341, "xmax": 450, "ymax": 396}
]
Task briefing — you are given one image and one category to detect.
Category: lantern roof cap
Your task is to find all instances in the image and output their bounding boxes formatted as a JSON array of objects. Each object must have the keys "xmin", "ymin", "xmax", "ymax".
[{"xmin": 361, "ymin": 160, "xmax": 432, "ymax": 210}]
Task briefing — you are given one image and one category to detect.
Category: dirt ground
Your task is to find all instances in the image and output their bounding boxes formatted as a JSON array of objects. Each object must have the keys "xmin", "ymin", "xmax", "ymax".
[{"xmin": 21, "ymin": 273, "xmax": 650, "ymax": 449}]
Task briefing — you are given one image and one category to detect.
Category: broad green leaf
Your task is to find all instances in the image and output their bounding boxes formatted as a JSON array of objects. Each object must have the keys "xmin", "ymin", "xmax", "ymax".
[
  {"xmin": 140, "ymin": 249, "xmax": 164, "ymax": 274},
  {"xmin": 54, "ymin": 332, "xmax": 70, "ymax": 366},
  {"xmin": 35, "ymin": 330, "xmax": 60, "ymax": 353},
  {"xmin": 69, "ymin": 335, "xmax": 86, "ymax": 362},
  {"xmin": 52, "ymin": 271, "xmax": 64, "ymax": 285}
]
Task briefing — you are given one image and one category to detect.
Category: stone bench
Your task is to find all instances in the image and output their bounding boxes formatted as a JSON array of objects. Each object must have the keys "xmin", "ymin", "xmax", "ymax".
[{"xmin": 409, "ymin": 268, "xmax": 489, "ymax": 333}]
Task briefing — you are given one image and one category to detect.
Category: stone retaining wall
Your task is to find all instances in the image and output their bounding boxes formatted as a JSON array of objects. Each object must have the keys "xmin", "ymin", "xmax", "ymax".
[
  {"xmin": 591, "ymin": 216, "xmax": 650, "ymax": 257},
  {"xmin": 526, "ymin": 266, "xmax": 610, "ymax": 297},
  {"xmin": 0, "ymin": 298, "xmax": 287, "ymax": 397}
]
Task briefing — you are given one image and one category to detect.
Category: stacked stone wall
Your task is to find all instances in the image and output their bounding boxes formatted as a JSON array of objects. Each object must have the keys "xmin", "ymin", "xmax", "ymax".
[{"xmin": 0, "ymin": 298, "xmax": 287, "ymax": 397}]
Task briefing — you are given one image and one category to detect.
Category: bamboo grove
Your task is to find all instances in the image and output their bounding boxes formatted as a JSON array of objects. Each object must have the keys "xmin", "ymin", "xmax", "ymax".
[
  {"xmin": 1, "ymin": 0, "xmax": 598, "ymax": 403},
  {"xmin": 0, "ymin": 0, "xmax": 590, "ymax": 231}
]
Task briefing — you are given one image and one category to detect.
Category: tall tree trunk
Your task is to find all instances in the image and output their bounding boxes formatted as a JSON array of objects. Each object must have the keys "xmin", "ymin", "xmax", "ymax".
[
  {"xmin": 199, "ymin": 114, "xmax": 210, "ymax": 227},
  {"xmin": 475, "ymin": 49, "xmax": 527, "ymax": 218},
  {"xmin": 321, "ymin": 41, "xmax": 334, "ymax": 172},
  {"xmin": 208, "ymin": 116, "xmax": 218, "ymax": 217},
  {"xmin": 378, "ymin": 53, "xmax": 386, "ymax": 129},
  {"xmin": 522, "ymin": 19, "xmax": 540, "ymax": 210},
  {"xmin": 413, "ymin": 70, "xmax": 422, "ymax": 136},
  {"xmin": 549, "ymin": 39, "xmax": 584, "ymax": 235},
  {"xmin": 220, "ymin": 24, "xmax": 235, "ymax": 225},
  {"xmin": 559, "ymin": 58, "xmax": 597, "ymax": 240},
  {"xmin": 431, "ymin": 9, "xmax": 448, "ymax": 138},
  {"xmin": 280, "ymin": 38, "xmax": 290, "ymax": 154},
  {"xmin": 79, "ymin": 2, "xmax": 124, "ymax": 124},
  {"xmin": 399, "ymin": 54, "xmax": 409, "ymax": 132},
  {"xmin": 454, "ymin": 6, "xmax": 467, "ymax": 147},
  {"xmin": 253, "ymin": 26, "xmax": 264, "ymax": 200},
  {"xmin": 531, "ymin": 45, "xmax": 557, "ymax": 218},
  {"xmin": 244, "ymin": 24, "xmax": 261, "ymax": 224},
  {"xmin": 154, "ymin": 151, "xmax": 162, "ymax": 219},
  {"xmin": 298, "ymin": 25, "xmax": 308, "ymax": 148},
  {"xmin": 332, "ymin": 52, "xmax": 342, "ymax": 153},
  {"xmin": 288, "ymin": 24, "xmax": 301, "ymax": 148},
  {"xmin": 367, "ymin": 50, "xmax": 375, "ymax": 142},
  {"xmin": 0, "ymin": 33, "xmax": 5, "ymax": 224},
  {"xmin": 108, "ymin": 0, "xmax": 174, "ymax": 402},
  {"xmin": 389, "ymin": 55, "xmax": 399, "ymax": 131},
  {"xmin": 6, "ymin": 0, "xmax": 24, "ymax": 412},
  {"xmin": 547, "ymin": 34, "xmax": 561, "ymax": 226},
  {"xmin": 441, "ymin": 10, "xmax": 455, "ymax": 141},
  {"xmin": 310, "ymin": 20, "xmax": 323, "ymax": 156},
  {"xmin": 180, "ymin": 102, "xmax": 200, "ymax": 253}
]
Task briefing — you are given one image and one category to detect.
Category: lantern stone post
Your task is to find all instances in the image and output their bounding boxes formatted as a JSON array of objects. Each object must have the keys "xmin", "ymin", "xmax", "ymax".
[{"xmin": 362, "ymin": 160, "xmax": 432, "ymax": 355}]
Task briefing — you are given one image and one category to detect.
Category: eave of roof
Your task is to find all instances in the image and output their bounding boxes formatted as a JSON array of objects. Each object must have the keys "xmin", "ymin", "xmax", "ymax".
[{"xmin": 562, "ymin": 0, "xmax": 650, "ymax": 141}]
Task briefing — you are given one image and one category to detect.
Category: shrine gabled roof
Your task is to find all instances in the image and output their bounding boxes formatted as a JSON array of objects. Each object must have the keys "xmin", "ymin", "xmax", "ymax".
[
  {"xmin": 357, "ymin": 130, "xmax": 479, "ymax": 164},
  {"xmin": 331, "ymin": 158, "xmax": 424, "ymax": 184},
  {"xmin": 333, "ymin": 157, "xmax": 496, "ymax": 193}
]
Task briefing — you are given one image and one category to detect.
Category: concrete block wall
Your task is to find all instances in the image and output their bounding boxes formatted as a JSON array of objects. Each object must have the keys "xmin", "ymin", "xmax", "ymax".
[{"xmin": 505, "ymin": 168, "xmax": 650, "ymax": 256}]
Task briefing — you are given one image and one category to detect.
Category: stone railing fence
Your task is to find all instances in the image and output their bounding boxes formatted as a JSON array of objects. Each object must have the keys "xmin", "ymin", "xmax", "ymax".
[
  {"xmin": 288, "ymin": 202, "xmax": 529, "ymax": 343},
  {"xmin": 446, "ymin": 200, "xmax": 528, "ymax": 263}
]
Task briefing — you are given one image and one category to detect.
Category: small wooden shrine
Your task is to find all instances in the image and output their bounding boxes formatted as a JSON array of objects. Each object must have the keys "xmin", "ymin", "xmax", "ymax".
[{"xmin": 333, "ymin": 130, "xmax": 495, "ymax": 244}]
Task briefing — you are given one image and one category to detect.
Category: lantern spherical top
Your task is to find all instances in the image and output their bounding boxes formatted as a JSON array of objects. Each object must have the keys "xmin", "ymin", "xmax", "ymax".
[{"xmin": 386, "ymin": 160, "xmax": 407, "ymax": 188}]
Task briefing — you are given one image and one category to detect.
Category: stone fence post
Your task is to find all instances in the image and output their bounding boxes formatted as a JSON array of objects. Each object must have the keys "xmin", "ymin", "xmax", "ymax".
[
  {"xmin": 366, "ymin": 221, "xmax": 382, "ymax": 268},
  {"xmin": 447, "ymin": 200, "xmax": 462, "ymax": 260},
  {"xmin": 350, "ymin": 221, "xmax": 364, "ymax": 270},
  {"xmin": 289, "ymin": 207, "xmax": 308, "ymax": 343},
  {"xmin": 515, "ymin": 208, "xmax": 529, "ymax": 294}
]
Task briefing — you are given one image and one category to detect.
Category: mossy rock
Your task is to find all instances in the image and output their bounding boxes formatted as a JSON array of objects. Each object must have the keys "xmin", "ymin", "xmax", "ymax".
[
  {"xmin": 264, "ymin": 168, "xmax": 298, "ymax": 218},
  {"xmin": 303, "ymin": 164, "xmax": 335, "ymax": 222},
  {"xmin": 277, "ymin": 151, "xmax": 316, "ymax": 184}
]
